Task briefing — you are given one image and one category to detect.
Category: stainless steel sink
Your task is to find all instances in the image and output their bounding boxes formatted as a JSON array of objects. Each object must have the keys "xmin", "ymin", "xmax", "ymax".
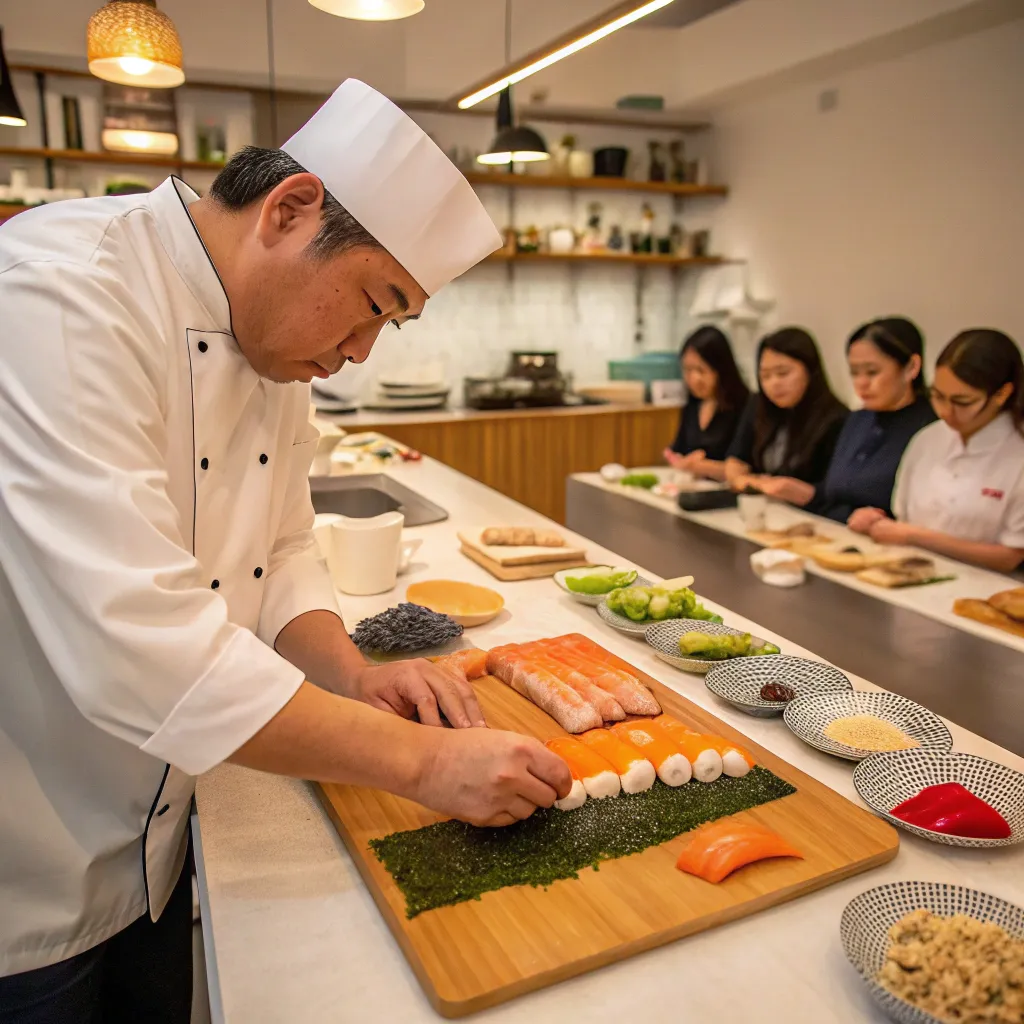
[{"xmin": 309, "ymin": 473, "xmax": 448, "ymax": 527}]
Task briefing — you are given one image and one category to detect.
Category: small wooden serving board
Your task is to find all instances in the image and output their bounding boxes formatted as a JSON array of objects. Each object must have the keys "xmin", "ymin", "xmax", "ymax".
[
  {"xmin": 317, "ymin": 650, "xmax": 899, "ymax": 1017},
  {"xmin": 459, "ymin": 543, "xmax": 590, "ymax": 581},
  {"xmin": 458, "ymin": 528, "xmax": 587, "ymax": 567}
]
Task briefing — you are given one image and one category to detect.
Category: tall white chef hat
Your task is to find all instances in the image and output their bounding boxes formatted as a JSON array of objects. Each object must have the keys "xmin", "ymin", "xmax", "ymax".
[{"xmin": 281, "ymin": 79, "xmax": 501, "ymax": 296}]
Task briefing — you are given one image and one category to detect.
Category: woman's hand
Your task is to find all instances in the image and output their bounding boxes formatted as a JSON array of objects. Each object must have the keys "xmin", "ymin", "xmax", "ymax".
[
  {"xmin": 754, "ymin": 476, "xmax": 816, "ymax": 506},
  {"xmin": 665, "ymin": 448, "xmax": 706, "ymax": 473},
  {"xmin": 848, "ymin": 507, "xmax": 888, "ymax": 534},
  {"xmin": 663, "ymin": 447, "xmax": 686, "ymax": 469},
  {"xmin": 868, "ymin": 518, "xmax": 916, "ymax": 545}
]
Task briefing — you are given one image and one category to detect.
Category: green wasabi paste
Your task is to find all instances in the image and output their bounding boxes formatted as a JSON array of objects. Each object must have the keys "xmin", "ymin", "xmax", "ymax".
[{"xmin": 370, "ymin": 766, "xmax": 796, "ymax": 918}]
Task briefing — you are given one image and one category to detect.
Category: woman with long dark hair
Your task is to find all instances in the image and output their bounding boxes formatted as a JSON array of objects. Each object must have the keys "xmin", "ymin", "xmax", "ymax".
[
  {"xmin": 850, "ymin": 328, "xmax": 1024, "ymax": 571},
  {"xmin": 724, "ymin": 327, "xmax": 848, "ymax": 503},
  {"xmin": 664, "ymin": 325, "xmax": 750, "ymax": 480},
  {"xmin": 812, "ymin": 317, "xmax": 936, "ymax": 522}
]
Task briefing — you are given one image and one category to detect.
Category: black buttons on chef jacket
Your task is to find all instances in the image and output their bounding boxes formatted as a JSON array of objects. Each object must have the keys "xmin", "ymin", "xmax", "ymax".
[
  {"xmin": 259, "ymin": 453, "xmax": 268, "ymax": 465},
  {"xmin": 254, "ymin": 567, "xmax": 263, "ymax": 579},
  {"xmin": 197, "ymin": 341, "xmax": 208, "ymax": 353},
  {"xmin": 211, "ymin": 579, "xmax": 220, "ymax": 590},
  {"xmin": 200, "ymin": 457, "xmax": 209, "ymax": 470}
]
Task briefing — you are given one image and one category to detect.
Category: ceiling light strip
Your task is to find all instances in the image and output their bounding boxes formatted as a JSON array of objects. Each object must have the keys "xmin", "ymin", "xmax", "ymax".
[{"xmin": 457, "ymin": 0, "xmax": 675, "ymax": 109}]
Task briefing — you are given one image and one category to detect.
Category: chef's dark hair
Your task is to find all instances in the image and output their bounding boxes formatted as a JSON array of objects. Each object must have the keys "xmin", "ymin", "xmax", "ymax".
[
  {"xmin": 752, "ymin": 327, "xmax": 847, "ymax": 476},
  {"xmin": 937, "ymin": 328, "xmax": 1024, "ymax": 435},
  {"xmin": 679, "ymin": 325, "xmax": 749, "ymax": 412},
  {"xmin": 209, "ymin": 146, "xmax": 383, "ymax": 259},
  {"xmin": 847, "ymin": 316, "xmax": 928, "ymax": 397}
]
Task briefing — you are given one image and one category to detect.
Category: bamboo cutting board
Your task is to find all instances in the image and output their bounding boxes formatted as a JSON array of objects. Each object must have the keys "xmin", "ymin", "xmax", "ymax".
[
  {"xmin": 317, "ymin": 656, "xmax": 899, "ymax": 1018},
  {"xmin": 458, "ymin": 528, "xmax": 587, "ymax": 567},
  {"xmin": 459, "ymin": 543, "xmax": 590, "ymax": 581}
]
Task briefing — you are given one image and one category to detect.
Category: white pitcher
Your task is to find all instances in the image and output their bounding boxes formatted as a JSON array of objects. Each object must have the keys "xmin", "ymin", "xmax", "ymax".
[{"xmin": 321, "ymin": 511, "xmax": 421, "ymax": 595}]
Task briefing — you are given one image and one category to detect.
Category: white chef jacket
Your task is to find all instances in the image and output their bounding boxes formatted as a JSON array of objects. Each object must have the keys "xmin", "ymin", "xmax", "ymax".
[
  {"xmin": 892, "ymin": 415, "xmax": 1024, "ymax": 547},
  {"xmin": 0, "ymin": 177, "xmax": 341, "ymax": 975}
]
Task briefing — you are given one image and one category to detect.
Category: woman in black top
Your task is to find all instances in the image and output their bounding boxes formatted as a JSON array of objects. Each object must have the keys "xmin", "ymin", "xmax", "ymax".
[
  {"xmin": 664, "ymin": 325, "xmax": 750, "ymax": 481},
  {"xmin": 725, "ymin": 327, "xmax": 848, "ymax": 502},
  {"xmin": 811, "ymin": 317, "xmax": 936, "ymax": 522}
]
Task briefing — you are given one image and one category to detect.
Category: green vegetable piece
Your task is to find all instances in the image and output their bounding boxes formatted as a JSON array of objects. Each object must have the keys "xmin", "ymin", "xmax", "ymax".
[
  {"xmin": 647, "ymin": 593, "xmax": 671, "ymax": 620},
  {"xmin": 753, "ymin": 641, "xmax": 781, "ymax": 656},
  {"xmin": 620, "ymin": 473, "xmax": 659, "ymax": 489},
  {"xmin": 678, "ymin": 631, "xmax": 753, "ymax": 659},
  {"xmin": 619, "ymin": 587, "xmax": 653, "ymax": 621},
  {"xmin": 565, "ymin": 569, "xmax": 638, "ymax": 595}
]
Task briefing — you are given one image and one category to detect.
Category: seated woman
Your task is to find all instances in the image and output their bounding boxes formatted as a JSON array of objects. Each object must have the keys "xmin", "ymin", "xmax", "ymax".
[
  {"xmin": 812, "ymin": 317, "xmax": 936, "ymax": 522},
  {"xmin": 663, "ymin": 325, "xmax": 750, "ymax": 480},
  {"xmin": 850, "ymin": 328, "xmax": 1024, "ymax": 572},
  {"xmin": 724, "ymin": 327, "xmax": 848, "ymax": 502}
]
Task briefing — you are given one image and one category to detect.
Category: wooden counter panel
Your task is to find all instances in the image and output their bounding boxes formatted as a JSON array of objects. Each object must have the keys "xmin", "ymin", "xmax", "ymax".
[{"xmin": 354, "ymin": 405, "xmax": 679, "ymax": 522}]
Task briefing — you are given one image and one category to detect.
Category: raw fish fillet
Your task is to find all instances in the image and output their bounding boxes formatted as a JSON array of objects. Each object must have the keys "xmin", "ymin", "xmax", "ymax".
[
  {"xmin": 546, "ymin": 737, "xmax": 621, "ymax": 800},
  {"xmin": 675, "ymin": 819, "xmax": 803, "ymax": 883},
  {"xmin": 517, "ymin": 644, "xmax": 626, "ymax": 722},
  {"xmin": 486, "ymin": 647, "xmax": 602, "ymax": 733},
  {"xmin": 553, "ymin": 633, "xmax": 649, "ymax": 677},
  {"xmin": 578, "ymin": 729, "xmax": 656, "ymax": 794},
  {"xmin": 436, "ymin": 649, "xmax": 489, "ymax": 682},
  {"xmin": 541, "ymin": 642, "xmax": 661, "ymax": 716}
]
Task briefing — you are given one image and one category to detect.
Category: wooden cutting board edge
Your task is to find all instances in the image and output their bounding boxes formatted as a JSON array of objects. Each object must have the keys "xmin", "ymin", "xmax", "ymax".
[
  {"xmin": 460, "ymin": 543, "xmax": 591, "ymax": 581},
  {"xmin": 457, "ymin": 530, "xmax": 587, "ymax": 567},
  {"xmin": 316, "ymin": 662, "xmax": 900, "ymax": 1018}
]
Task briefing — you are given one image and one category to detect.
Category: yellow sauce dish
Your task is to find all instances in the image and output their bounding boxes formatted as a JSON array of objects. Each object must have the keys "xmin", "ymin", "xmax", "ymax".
[{"xmin": 406, "ymin": 580, "xmax": 505, "ymax": 627}]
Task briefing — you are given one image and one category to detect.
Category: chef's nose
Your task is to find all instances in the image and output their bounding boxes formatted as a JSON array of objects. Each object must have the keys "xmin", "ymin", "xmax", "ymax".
[{"xmin": 339, "ymin": 321, "xmax": 385, "ymax": 365}]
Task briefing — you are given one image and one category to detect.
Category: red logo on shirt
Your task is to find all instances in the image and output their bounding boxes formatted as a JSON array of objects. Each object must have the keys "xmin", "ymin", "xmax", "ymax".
[{"xmin": 981, "ymin": 488, "xmax": 1005, "ymax": 500}]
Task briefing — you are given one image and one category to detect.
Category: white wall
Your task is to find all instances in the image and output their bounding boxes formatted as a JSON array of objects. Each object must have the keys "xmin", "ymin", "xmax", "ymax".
[{"xmin": 707, "ymin": 17, "xmax": 1024, "ymax": 401}]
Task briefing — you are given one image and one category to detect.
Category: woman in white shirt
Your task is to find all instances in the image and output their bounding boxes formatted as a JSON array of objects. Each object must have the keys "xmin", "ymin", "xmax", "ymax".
[{"xmin": 849, "ymin": 328, "xmax": 1024, "ymax": 572}]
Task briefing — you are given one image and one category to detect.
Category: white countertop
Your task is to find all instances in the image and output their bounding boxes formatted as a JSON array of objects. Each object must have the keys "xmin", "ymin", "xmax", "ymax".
[
  {"xmin": 194, "ymin": 455, "xmax": 1024, "ymax": 1024},
  {"xmin": 573, "ymin": 470, "xmax": 1024, "ymax": 654}
]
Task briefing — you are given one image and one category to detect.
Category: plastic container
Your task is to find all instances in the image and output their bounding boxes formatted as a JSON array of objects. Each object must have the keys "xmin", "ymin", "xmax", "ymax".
[{"xmin": 608, "ymin": 351, "xmax": 681, "ymax": 400}]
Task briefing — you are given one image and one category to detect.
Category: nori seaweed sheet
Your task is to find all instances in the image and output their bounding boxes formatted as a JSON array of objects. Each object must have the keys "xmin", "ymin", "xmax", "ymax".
[{"xmin": 370, "ymin": 766, "xmax": 796, "ymax": 918}]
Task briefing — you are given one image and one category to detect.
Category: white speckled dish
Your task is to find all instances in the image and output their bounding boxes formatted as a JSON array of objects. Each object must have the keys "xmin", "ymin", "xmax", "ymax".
[
  {"xmin": 645, "ymin": 619, "xmax": 775, "ymax": 673},
  {"xmin": 705, "ymin": 655, "xmax": 851, "ymax": 718}
]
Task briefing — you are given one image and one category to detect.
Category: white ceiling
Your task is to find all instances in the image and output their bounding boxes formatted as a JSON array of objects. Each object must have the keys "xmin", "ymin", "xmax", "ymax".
[{"xmin": 7, "ymin": 0, "xmax": 1018, "ymax": 111}]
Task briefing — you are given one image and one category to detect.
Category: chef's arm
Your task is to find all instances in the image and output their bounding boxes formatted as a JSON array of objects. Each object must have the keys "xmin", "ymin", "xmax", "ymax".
[{"xmin": 273, "ymin": 609, "xmax": 365, "ymax": 693}]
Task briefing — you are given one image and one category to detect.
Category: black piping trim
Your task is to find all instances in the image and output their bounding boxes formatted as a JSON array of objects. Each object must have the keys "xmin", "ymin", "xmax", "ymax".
[{"xmin": 140, "ymin": 762, "xmax": 171, "ymax": 918}]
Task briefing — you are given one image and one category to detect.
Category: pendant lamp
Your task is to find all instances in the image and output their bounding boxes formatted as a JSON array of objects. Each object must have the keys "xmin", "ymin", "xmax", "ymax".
[
  {"xmin": 308, "ymin": 0, "xmax": 425, "ymax": 20},
  {"xmin": 87, "ymin": 0, "xmax": 185, "ymax": 88},
  {"xmin": 476, "ymin": 88, "xmax": 548, "ymax": 165},
  {"xmin": 0, "ymin": 28, "xmax": 27, "ymax": 127},
  {"xmin": 476, "ymin": 0, "xmax": 548, "ymax": 167}
]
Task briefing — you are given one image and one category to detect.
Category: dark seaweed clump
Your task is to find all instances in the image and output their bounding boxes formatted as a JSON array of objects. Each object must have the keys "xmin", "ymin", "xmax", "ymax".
[
  {"xmin": 370, "ymin": 766, "xmax": 797, "ymax": 918},
  {"xmin": 350, "ymin": 603, "xmax": 464, "ymax": 654}
]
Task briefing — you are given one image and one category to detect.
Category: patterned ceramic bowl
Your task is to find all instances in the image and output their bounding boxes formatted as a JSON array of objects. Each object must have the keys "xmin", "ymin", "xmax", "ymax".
[
  {"xmin": 645, "ymin": 619, "xmax": 775, "ymax": 674},
  {"xmin": 704, "ymin": 654, "xmax": 851, "ymax": 718},
  {"xmin": 783, "ymin": 690, "xmax": 952, "ymax": 761},
  {"xmin": 840, "ymin": 880, "xmax": 1024, "ymax": 1024},
  {"xmin": 853, "ymin": 749, "xmax": 1024, "ymax": 848}
]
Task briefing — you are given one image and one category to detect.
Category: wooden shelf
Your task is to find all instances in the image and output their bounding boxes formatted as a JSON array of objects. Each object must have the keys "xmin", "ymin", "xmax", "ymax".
[
  {"xmin": 465, "ymin": 171, "xmax": 727, "ymax": 197},
  {"xmin": 0, "ymin": 204, "xmax": 38, "ymax": 222},
  {"xmin": 486, "ymin": 251, "xmax": 723, "ymax": 267},
  {"xmin": 0, "ymin": 147, "xmax": 225, "ymax": 172}
]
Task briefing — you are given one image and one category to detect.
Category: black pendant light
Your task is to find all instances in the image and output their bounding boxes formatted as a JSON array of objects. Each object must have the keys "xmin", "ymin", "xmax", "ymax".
[
  {"xmin": 0, "ymin": 28, "xmax": 27, "ymax": 127},
  {"xmin": 476, "ymin": 0, "xmax": 548, "ymax": 167}
]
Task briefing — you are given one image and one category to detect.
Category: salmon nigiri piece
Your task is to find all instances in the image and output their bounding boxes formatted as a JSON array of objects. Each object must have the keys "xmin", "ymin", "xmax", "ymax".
[
  {"xmin": 437, "ymin": 649, "xmax": 489, "ymax": 682},
  {"xmin": 542, "ymin": 645, "xmax": 661, "ymax": 716},
  {"xmin": 578, "ymin": 729, "xmax": 656, "ymax": 794},
  {"xmin": 518, "ymin": 646, "xmax": 626, "ymax": 722},
  {"xmin": 546, "ymin": 736, "xmax": 621, "ymax": 800},
  {"xmin": 610, "ymin": 721, "xmax": 692, "ymax": 786},
  {"xmin": 675, "ymin": 819, "xmax": 803, "ymax": 883},
  {"xmin": 486, "ymin": 647, "xmax": 602, "ymax": 734},
  {"xmin": 653, "ymin": 716, "xmax": 723, "ymax": 783},
  {"xmin": 694, "ymin": 734, "xmax": 755, "ymax": 778}
]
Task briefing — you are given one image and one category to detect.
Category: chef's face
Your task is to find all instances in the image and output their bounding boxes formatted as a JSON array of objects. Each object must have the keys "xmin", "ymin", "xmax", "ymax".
[
  {"xmin": 227, "ymin": 175, "xmax": 428, "ymax": 384},
  {"xmin": 758, "ymin": 349, "xmax": 808, "ymax": 409}
]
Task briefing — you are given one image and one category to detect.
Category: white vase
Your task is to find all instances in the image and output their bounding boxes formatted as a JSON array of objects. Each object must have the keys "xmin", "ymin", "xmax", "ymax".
[{"xmin": 568, "ymin": 151, "xmax": 593, "ymax": 178}]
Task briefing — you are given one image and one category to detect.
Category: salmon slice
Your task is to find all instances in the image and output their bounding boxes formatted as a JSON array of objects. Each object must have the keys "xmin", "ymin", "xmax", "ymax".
[
  {"xmin": 675, "ymin": 819, "xmax": 803, "ymax": 883},
  {"xmin": 486, "ymin": 646, "xmax": 602, "ymax": 734},
  {"xmin": 542, "ymin": 644, "xmax": 661, "ymax": 716},
  {"xmin": 578, "ymin": 729, "xmax": 656, "ymax": 794},
  {"xmin": 552, "ymin": 633, "xmax": 647, "ymax": 677},
  {"xmin": 546, "ymin": 737, "xmax": 621, "ymax": 800},
  {"xmin": 436, "ymin": 649, "xmax": 489, "ymax": 682},
  {"xmin": 651, "ymin": 716, "xmax": 723, "ymax": 783},
  {"xmin": 610, "ymin": 721, "xmax": 692, "ymax": 786},
  {"xmin": 517, "ymin": 644, "xmax": 626, "ymax": 722}
]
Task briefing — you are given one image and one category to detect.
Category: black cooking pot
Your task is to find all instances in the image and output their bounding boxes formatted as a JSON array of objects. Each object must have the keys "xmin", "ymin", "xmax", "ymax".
[{"xmin": 593, "ymin": 147, "xmax": 629, "ymax": 177}]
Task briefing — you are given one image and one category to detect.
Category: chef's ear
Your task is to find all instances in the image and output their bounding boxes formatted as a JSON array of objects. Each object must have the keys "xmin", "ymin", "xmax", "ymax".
[{"xmin": 255, "ymin": 173, "xmax": 325, "ymax": 248}]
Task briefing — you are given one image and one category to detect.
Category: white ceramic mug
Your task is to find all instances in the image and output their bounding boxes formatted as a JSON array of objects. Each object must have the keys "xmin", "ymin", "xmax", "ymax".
[
  {"xmin": 737, "ymin": 493, "xmax": 769, "ymax": 531},
  {"xmin": 326, "ymin": 512, "xmax": 422, "ymax": 595}
]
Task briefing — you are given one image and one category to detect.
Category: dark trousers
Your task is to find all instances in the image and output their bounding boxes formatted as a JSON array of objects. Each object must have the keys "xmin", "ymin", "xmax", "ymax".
[{"xmin": 0, "ymin": 855, "xmax": 193, "ymax": 1024}]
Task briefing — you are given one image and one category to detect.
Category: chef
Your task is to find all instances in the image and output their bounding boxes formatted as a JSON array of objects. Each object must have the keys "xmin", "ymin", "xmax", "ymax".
[{"xmin": 0, "ymin": 79, "xmax": 570, "ymax": 1022}]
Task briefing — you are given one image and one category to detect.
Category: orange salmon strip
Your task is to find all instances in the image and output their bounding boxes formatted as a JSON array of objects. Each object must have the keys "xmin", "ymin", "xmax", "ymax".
[
  {"xmin": 437, "ymin": 649, "xmax": 489, "ymax": 681},
  {"xmin": 541, "ymin": 644, "xmax": 661, "ymax": 716},
  {"xmin": 518, "ymin": 644, "xmax": 626, "ymax": 722},
  {"xmin": 675, "ymin": 819, "xmax": 803, "ymax": 883}
]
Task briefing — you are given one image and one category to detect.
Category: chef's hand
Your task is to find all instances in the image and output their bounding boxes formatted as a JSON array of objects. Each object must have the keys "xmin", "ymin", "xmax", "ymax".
[
  {"xmin": 350, "ymin": 660, "xmax": 486, "ymax": 729},
  {"xmin": 868, "ymin": 518, "xmax": 915, "ymax": 545},
  {"xmin": 416, "ymin": 727, "xmax": 572, "ymax": 827},
  {"xmin": 848, "ymin": 507, "xmax": 888, "ymax": 534}
]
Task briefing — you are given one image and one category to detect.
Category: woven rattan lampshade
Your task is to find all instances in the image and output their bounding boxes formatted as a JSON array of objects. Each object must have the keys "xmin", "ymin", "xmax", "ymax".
[{"xmin": 87, "ymin": 0, "xmax": 185, "ymax": 88}]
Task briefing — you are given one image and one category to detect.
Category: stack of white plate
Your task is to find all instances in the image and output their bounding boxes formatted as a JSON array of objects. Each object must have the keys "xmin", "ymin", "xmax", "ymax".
[{"xmin": 362, "ymin": 378, "xmax": 450, "ymax": 412}]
